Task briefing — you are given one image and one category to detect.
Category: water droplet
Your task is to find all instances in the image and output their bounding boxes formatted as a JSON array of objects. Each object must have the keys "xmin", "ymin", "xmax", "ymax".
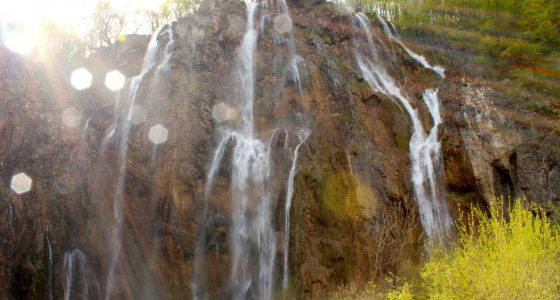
[
  {"xmin": 148, "ymin": 124, "xmax": 168, "ymax": 144},
  {"xmin": 71, "ymin": 68, "xmax": 92, "ymax": 91},
  {"xmin": 10, "ymin": 172, "xmax": 32, "ymax": 195},
  {"xmin": 105, "ymin": 70, "xmax": 126, "ymax": 91}
]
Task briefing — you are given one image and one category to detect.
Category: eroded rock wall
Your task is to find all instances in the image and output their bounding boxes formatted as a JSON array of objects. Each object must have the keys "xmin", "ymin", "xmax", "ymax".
[{"xmin": 0, "ymin": 0, "xmax": 559, "ymax": 299}]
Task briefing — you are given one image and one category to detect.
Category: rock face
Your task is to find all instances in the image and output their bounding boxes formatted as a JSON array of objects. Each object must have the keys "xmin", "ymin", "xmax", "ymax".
[
  {"xmin": 0, "ymin": 0, "xmax": 559, "ymax": 299},
  {"xmin": 439, "ymin": 78, "xmax": 560, "ymax": 216}
]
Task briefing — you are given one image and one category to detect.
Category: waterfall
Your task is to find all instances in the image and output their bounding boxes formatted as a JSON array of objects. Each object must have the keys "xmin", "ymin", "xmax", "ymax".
[
  {"xmin": 46, "ymin": 232, "xmax": 53, "ymax": 300},
  {"xmin": 377, "ymin": 16, "xmax": 446, "ymax": 78},
  {"xmin": 353, "ymin": 13, "xmax": 453, "ymax": 244},
  {"xmin": 102, "ymin": 24, "xmax": 171, "ymax": 299},
  {"xmin": 193, "ymin": 2, "xmax": 271, "ymax": 298},
  {"xmin": 193, "ymin": 0, "xmax": 309, "ymax": 298},
  {"xmin": 63, "ymin": 249, "xmax": 91, "ymax": 300},
  {"xmin": 282, "ymin": 129, "xmax": 310, "ymax": 290}
]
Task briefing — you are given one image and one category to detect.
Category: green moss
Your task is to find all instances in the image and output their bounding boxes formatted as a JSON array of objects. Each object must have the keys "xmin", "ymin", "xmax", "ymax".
[
  {"xmin": 393, "ymin": 131, "xmax": 410, "ymax": 152},
  {"xmin": 177, "ymin": 75, "xmax": 201, "ymax": 95},
  {"xmin": 320, "ymin": 171, "xmax": 358, "ymax": 220}
]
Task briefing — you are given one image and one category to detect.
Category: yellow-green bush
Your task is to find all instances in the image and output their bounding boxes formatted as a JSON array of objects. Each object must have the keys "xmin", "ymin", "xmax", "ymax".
[
  {"xmin": 328, "ymin": 200, "xmax": 560, "ymax": 299},
  {"xmin": 386, "ymin": 283, "xmax": 413, "ymax": 300},
  {"xmin": 421, "ymin": 200, "xmax": 560, "ymax": 300},
  {"xmin": 329, "ymin": 281, "xmax": 382, "ymax": 300},
  {"xmin": 329, "ymin": 281, "xmax": 413, "ymax": 300}
]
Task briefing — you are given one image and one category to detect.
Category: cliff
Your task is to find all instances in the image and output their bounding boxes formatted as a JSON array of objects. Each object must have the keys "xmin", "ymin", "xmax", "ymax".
[{"xmin": 0, "ymin": 0, "xmax": 558, "ymax": 299}]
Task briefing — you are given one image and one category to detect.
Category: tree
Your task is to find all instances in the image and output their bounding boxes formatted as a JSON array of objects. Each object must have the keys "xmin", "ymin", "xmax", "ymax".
[
  {"xmin": 38, "ymin": 21, "xmax": 86, "ymax": 62},
  {"xmin": 86, "ymin": 1, "xmax": 126, "ymax": 50},
  {"xmin": 161, "ymin": 0, "xmax": 202, "ymax": 21},
  {"xmin": 144, "ymin": 9, "xmax": 165, "ymax": 33}
]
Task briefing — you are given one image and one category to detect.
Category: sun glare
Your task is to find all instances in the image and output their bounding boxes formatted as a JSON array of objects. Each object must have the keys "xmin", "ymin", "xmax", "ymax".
[
  {"xmin": 1, "ymin": 0, "xmax": 166, "ymax": 57},
  {"xmin": 4, "ymin": 30, "xmax": 34, "ymax": 55}
]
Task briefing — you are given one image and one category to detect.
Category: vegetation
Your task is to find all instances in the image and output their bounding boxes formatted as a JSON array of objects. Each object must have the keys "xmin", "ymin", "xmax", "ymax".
[
  {"xmin": 423, "ymin": 200, "xmax": 560, "ymax": 299},
  {"xmin": 161, "ymin": 0, "xmax": 202, "ymax": 21},
  {"xmin": 83, "ymin": 0, "xmax": 202, "ymax": 52},
  {"xmin": 86, "ymin": 1, "xmax": 126, "ymax": 50},
  {"xmin": 330, "ymin": 199, "xmax": 560, "ymax": 299},
  {"xmin": 348, "ymin": 0, "xmax": 560, "ymax": 48},
  {"xmin": 329, "ymin": 280, "xmax": 413, "ymax": 300},
  {"xmin": 346, "ymin": 0, "xmax": 560, "ymax": 114}
]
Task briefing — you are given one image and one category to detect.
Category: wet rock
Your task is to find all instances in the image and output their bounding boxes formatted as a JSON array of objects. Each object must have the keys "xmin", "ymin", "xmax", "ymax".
[{"xmin": 0, "ymin": 0, "xmax": 559, "ymax": 299}]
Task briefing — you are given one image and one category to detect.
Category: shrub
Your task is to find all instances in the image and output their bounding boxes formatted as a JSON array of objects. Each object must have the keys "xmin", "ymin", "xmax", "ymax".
[
  {"xmin": 329, "ymin": 281, "xmax": 382, "ymax": 300},
  {"xmin": 386, "ymin": 283, "xmax": 413, "ymax": 300},
  {"xmin": 421, "ymin": 200, "xmax": 560, "ymax": 300},
  {"xmin": 329, "ymin": 280, "xmax": 413, "ymax": 300}
]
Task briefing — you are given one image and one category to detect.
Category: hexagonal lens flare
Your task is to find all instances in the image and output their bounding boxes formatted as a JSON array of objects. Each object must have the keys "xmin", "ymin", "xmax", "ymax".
[
  {"xmin": 212, "ymin": 103, "xmax": 239, "ymax": 123},
  {"xmin": 274, "ymin": 14, "xmax": 292, "ymax": 34},
  {"xmin": 10, "ymin": 172, "xmax": 32, "ymax": 195},
  {"xmin": 71, "ymin": 68, "xmax": 92, "ymax": 90},
  {"xmin": 104, "ymin": 70, "xmax": 126, "ymax": 91},
  {"xmin": 149, "ymin": 124, "xmax": 168, "ymax": 144},
  {"xmin": 62, "ymin": 108, "xmax": 81, "ymax": 128}
]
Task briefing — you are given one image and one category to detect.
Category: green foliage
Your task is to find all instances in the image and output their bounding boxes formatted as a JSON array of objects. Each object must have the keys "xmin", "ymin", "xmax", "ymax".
[
  {"xmin": 330, "ymin": 281, "xmax": 382, "ymax": 300},
  {"xmin": 345, "ymin": 0, "xmax": 560, "ymax": 106},
  {"xmin": 161, "ymin": 0, "xmax": 202, "ymax": 21},
  {"xmin": 421, "ymin": 200, "xmax": 560, "ymax": 299},
  {"xmin": 330, "ymin": 280, "xmax": 413, "ymax": 300},
  {"xmin": 386, "ymin": 283, "xmax": 413, "ymax": 300},
  {"xmin": 329, "ymin": 200, "xmax": 560, "ymax": 299}
]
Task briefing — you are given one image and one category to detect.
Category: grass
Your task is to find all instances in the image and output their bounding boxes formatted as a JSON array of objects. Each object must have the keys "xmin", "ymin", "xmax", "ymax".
[
  {"xmin": 360, "ymin": 4, "xmax": 560, "ymax": 117},
  {"xmin": 393, "ymin": 21, "xmax": 560, "ymax": 116}
]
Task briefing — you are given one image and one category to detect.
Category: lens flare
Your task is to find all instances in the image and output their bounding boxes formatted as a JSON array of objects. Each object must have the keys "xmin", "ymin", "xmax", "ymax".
[
  {"xmin": 62, "ymin": 108, "xmax": 82, "ymax": 128},
  {"xmin": 10, "ymin": 172, "xmax": 33, "ymax": 195},
  {"xmin": 148, "ymin": 124, "xmax": 168, "ymax": 144},
  {"xmin": 105, "ymin": 70, "xmax": 126, "ymax": 91},
  {"xmin": 71, "ymin": 68, "xmax": 93, "ymax": 90}
]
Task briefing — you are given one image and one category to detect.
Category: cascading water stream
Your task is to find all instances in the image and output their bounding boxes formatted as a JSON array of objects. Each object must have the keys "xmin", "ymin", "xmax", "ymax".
[
  {"xmin": 352, "ymin": 13, "xmax": 453, "ymax": 244},
  {"xmin": 46, "ymin": 231, "xmax": 53, "ymax": 300},
  {"xmin": 63, "ymin": 249, "xmax": 91, "ymax": 300},
  {"xmin": 263, "ymin": 0, "xmax": 310, "ymax": 290},
  {"xmin": 192, "ymin": 0, "xmax": 309, "ymax": 298},
  {"xmin": 102, "ymin": 24, "xmax": 171, "ymax": 299},
  {"xmin": 377, "ymin": 16, "xmax": 446, "ymax": 78},
  {"xmin": 282, "ymin": 129, "xmax": 310, "ymax": 290}
]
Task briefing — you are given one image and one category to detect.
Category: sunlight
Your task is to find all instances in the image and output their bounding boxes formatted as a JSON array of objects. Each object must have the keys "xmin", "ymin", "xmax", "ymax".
[
  {"xmin": 1, "ymin": 0, "xmax": 167, "ymax": 56},
  {"xmin": 4, "ymin": 30, "xmax": 35, "ymax": 55}
]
